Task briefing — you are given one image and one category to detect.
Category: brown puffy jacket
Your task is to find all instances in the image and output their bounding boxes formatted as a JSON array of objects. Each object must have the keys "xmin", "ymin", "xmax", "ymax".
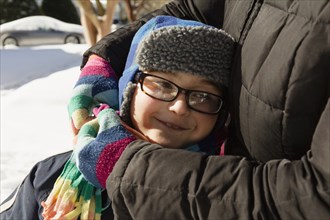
[{"xmin": 83, "ymin": 0, "xmax": 330, "ymax": 219}]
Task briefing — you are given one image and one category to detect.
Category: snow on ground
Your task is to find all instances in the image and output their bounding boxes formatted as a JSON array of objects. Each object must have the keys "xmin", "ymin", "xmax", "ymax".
[{"xmin": 1, "ymin": 43, "xmax": 89, "ymax": 203}]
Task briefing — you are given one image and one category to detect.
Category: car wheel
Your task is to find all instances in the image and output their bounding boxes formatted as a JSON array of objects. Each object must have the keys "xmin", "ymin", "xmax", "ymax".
[
  {"xmin": 3, "ymin": 37, "xmax": 18, "ymax": 46},
  {"xmin": 65, "ymin": 35, "xmax": 80, "ymax": 44}
]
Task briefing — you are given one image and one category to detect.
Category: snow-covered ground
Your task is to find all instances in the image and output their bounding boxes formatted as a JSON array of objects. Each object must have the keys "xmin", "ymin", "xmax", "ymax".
[{"xmin": 1, "ymin": 43, "xmax": 89, "ymax": 203}]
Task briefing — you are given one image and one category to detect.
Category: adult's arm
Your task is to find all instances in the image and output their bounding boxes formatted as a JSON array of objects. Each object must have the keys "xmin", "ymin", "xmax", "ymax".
[
  {"xmin": 107, "ymin": 98, "xmax": 330, "ymax": 219},
  {"xmin": 80, "ymin": 0, "xmax": 226, "ymax": 77}
]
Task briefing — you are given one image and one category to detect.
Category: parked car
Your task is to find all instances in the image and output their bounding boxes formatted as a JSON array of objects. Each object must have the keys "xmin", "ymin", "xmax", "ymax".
[{"xmin": 0, "ymin": 16, "xmax": 85, "ymax": 47}]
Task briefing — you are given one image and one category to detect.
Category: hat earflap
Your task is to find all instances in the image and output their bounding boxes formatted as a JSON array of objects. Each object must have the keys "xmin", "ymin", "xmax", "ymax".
[{"xmin": 120, "ymin": 82, "xmax": 137, "ymax": 125}]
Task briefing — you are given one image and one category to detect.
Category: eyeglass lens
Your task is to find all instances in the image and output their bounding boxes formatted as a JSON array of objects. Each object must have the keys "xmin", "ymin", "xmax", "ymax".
[{"xmin": 139, "ymin": 73, "xmax": 223, "ymax": 114}]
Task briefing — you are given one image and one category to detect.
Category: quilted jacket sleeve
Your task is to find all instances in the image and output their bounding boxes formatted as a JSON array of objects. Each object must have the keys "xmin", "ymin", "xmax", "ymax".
[{"xmin": 107, "ymin": 98, "xmax": 330, "ymax": 219}]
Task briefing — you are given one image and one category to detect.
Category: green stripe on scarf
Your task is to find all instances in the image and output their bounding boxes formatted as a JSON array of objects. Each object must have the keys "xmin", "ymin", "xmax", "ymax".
[{"xmin": 68, "ymin": 95, "xmax": 95, "ymax": 116}]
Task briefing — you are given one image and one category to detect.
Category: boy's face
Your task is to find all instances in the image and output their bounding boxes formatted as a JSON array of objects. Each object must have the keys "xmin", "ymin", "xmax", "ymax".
[{"xmin": 130, "ymin": 71, "xmax": 222, "ymax": 149}]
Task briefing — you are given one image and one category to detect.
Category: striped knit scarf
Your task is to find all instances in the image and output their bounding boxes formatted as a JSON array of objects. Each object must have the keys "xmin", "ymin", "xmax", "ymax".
[
  {"xmin": 41, "ymin": 16, "xmax": 226, "ymax": 220},
  {"xmin": 41, "ymin": 56, "xmax": 118, "ymax": 220}
]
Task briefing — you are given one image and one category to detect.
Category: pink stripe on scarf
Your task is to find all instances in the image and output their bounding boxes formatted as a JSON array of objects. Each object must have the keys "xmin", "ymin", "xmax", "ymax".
[
  {"xmin": 95, "ymin": 136, "xmax": 136, "ymax": 188},
  {"xmin": 80, "ymin": 56, "xmax": 117, "ymax": 79}
]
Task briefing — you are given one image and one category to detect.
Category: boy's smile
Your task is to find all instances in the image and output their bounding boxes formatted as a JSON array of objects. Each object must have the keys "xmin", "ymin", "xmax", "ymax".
[
  {"xmin": 130, "ymin": 71, "xmax": 221, "ymax": 149},
  {"xmin": 156, "ymin": 118, "xmax": 189, "ymax": 131}
]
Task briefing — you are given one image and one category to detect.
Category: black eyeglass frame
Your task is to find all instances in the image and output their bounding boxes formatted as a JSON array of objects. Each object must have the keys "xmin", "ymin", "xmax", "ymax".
[{"xmin": 136, "ymin": 72, "xmax": 224, "ymax": 114}]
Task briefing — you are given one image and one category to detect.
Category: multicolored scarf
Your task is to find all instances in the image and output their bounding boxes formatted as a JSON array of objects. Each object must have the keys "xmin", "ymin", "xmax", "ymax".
[
  {"xmin": 41, "ymin": 154, "xmax": 103, "ymax": 219},
  {"xmin": 42, "ymin": 16, "xmax": 226, "ymax": 220},
  {"xmin": 41, "ymin": 56, "xmax": 119, "ymax": 219}
]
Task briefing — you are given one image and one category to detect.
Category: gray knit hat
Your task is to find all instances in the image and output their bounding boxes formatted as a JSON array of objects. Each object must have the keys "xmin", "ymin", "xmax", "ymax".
[{"xmin": 135, "ymin": 25, "xmax": 235, "ymax": 87}]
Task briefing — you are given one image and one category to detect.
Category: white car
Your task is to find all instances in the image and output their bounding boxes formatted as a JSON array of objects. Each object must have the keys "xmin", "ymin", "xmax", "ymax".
[{"xmin": 0, "ymin": 16, "xmax": 85, "ymax": 47}]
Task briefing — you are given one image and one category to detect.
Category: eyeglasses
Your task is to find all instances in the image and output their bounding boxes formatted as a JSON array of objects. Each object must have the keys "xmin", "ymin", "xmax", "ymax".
[{"xmin": 137, "ymin": 72, "xmax": 223, "ymax": 114}]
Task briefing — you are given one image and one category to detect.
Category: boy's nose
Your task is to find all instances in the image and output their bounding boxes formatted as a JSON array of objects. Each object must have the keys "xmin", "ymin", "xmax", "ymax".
[{"xmin": 168, "ymin": 93, "xmax": 190, "ymax": 116}]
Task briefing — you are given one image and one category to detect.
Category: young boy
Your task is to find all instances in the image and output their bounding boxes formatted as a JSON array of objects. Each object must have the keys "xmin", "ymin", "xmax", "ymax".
[{"xmin": 42, "ymin": 15, "xmax": 235, "ymax": 220}]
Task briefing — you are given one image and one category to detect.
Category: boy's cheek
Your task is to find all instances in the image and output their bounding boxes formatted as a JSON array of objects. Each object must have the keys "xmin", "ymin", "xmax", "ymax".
[{"xmin": 135, "ymin": 89, "xmax": 158, "ymax": 105}]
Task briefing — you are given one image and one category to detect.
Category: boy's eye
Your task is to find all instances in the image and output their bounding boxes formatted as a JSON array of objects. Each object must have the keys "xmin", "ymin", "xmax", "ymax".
[
  {"xmin": 191, "ymin": 92, "xmax": 210, "ymax": 101},
  {"xmin": 157, "ymin": 81, "xmax": 175, "ymax": 91}
]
